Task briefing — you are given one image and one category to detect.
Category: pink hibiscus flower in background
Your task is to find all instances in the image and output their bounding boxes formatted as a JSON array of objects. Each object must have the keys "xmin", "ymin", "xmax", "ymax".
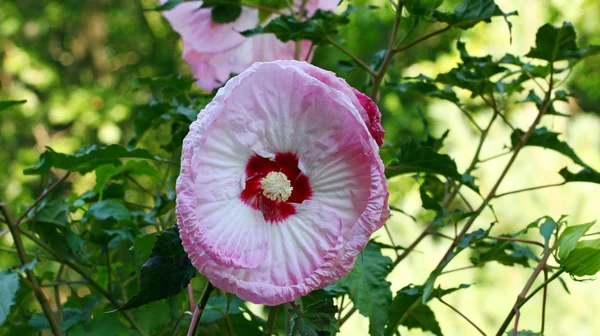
[
  {"xmin": 160, "ymin": 0, "xmax": 339, "ymax": 91},
  {"xmin": 176, "ymin": 60, "xmax": 388, "ymax": 305}
]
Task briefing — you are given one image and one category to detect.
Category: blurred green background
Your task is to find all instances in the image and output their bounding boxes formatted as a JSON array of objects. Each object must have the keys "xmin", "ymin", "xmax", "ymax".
[{"xmin": 1, "ymin": 0, "xmax": 599, "ymax": 335}]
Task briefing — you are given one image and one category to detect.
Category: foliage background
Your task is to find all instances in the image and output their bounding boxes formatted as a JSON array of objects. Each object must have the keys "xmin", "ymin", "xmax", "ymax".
[{"xmin": 1, "ymin": 0, "xmax": 599, "ymax": 335}]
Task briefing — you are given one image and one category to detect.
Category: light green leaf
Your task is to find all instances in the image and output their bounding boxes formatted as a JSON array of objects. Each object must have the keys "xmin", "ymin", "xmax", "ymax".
[
  {"xmin": 557, "ymin": 221, "xmax": 596, "ymax": 262},
  {"xmin": 0, "ymin": 270, "xmax": 19, "ymax": 326}
]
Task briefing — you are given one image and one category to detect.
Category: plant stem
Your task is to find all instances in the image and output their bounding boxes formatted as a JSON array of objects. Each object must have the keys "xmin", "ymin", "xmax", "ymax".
[
  {"xmin": 370, "ymin": 1, "xmax": 403, "ymax": 101},
  {"xmin": 16, "ymin": 172, "xmax": 70, "ymax": 225},
  {"xmin": 0, "ymin": 203, "xmax": 64, "ymax": 336},
  {"xmin": 188, "ymin": 283, "xmax": 196, "ymax": 312},
  {"xmin": 188, "ymin": 282, "xmax": 215, "ymax": 336},
  {"xmin": 394, "ymin": 25, "xmax": 451, "ymax": 53},
  {"xmin": 434, "ymin": 79, "xmax": 554, "ymax": 271},
  {"xmin": 494, "ymin": 182, "xmax": 566, "ymax": 198},
  {"xmin": 17, "ymin": 227, "xmax": 148, "ymax": 336},
  {"xmin": 487, "ymin": 236, "xmax": 544, "ymax": 248},
  {"xmin": 541, "ymin": 268, "xmax": 548, "ymax": 334},
  {"xmin": 438, "ymin": 297, "xmax": 487, "ymax": 336},
  {"xmin": 325, "ymin": 36, "xmax": 377, "ymax": 76},
  {"xmin": 338, "ymin": 306, "xmax": 356, "ymax": 326},
  {"xmin": 265, "ymin": 305, "xmax": 280, "ymax": 335},
  {"xmin": 495, "ymin": 241, "xmax": 558, "ymax": 336}
]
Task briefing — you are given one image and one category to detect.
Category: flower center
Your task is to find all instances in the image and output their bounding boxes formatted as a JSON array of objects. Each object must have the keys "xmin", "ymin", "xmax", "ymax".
[{"xmin": 261, "ymin": 171, "xmax": 293, "ymax": 202}]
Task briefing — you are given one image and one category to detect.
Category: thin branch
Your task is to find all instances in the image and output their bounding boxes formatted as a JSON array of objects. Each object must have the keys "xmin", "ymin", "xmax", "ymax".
[
  {"xmin": 480, "ymin": 95, "xmax": 516, "ymax": 132},
  {"xmin": 325, "ymin": 36, "xmax": 377, "ymax": 77},
  {"xmin": 495, "ymin": 240, "xmax": 558, "ymax": 336},
  {"xmin": 126, "ymin": 174, "xmax": 153, "ymax": 197},
  {"xmin": 338, "ymin": 306, "xmax": 357, "ymax": 326},
  {"xmin": 0, "ymin": 204, "xmax": 64, "ymax": 336},
  {"xmin": 17, "ymin": 227, "xmax": 148, "ymax": 336},
  {"xmin": 435, "ymin": 73, "xmax": 555, "ymax": 272},
  {"xmin": 370, "ymin": 2, "xmax": 403, "ymax": 101},
  {"xmin": 438, "ymin": 297, "xmax": 487, "ymax": 336},
  {"xmin": 494, "ymin": 182, "xmax": 566, "ymax": 198},
  {"xmin": 456, "ymin": 104, "xmax": 483, "ymax": 132},
  {"xmin": 394, "ymin": 17, "xmax": 419, "ymax": 49},
  {"xmin": 479, "ymin": 150, "xmax": 512, "ymax": 163},
  {"xmin": 487, "ymin": 236, "xmax": 545, "ymax": 248},
  {"xmin": 265, "ymin": 305, "xmax": 280, "ymax": 335},
  {"xmin": 41, "ymin": 280, "xmax": 89, "ymax": 287},
  {"xmin": 440, "ymin": 265, "xmax": 479, "ymax": 275},
  {"xmin": 394, "ymin": 25, "xmax": 451, "ymax": 53},
  {"xmin": 16, "ymin": 172, "xmax": 70, "ymax": 225},
  {"xmin": 187, "ymin": 282, "xmax": 215, "ymax": 336},
  {"xmin": 541, "ymin": 268, "xmax": 548, "ymax": 334}
]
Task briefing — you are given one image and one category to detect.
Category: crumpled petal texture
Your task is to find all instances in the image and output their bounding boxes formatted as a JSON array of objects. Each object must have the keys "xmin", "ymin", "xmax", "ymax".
[
  {"xmin": 160, "ymin": 0, "xmax": 322, "ymax": 91},
  {"xmin": 177, "ymin": 61, "xmax": 389, "ymax": 305}
]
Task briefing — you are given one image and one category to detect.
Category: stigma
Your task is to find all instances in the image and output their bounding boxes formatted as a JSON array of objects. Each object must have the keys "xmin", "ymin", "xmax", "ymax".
[{"xmin": 261, "ymin": 172, "xmax": 293, "ymax": 202}]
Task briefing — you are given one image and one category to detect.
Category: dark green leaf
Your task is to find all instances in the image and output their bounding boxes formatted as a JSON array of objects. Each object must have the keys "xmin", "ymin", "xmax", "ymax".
[
  {"xmin": 153, "ymin": 0, "xmax": 189, "ymax": 11},
  {"xmin": 0, "ymin": 100, "xmax": 26, "ymax": 112},
  {"xmin": 0, "ymin": 270, "xmax": 19, "ymax": 326},
  {"xmin": 388, "ymin": 77, "xmax": 459, "ymax": 104},
  {"xmin": 423, "ymin": 227, "xmax": 490, "ymax": 302},
  {"xmin": 511, "ymin": 127, "xmax": 587, "ymax": 167},
  {"xmin": 557, "ymin": 221, "xmax": 596, "ymax": 262},
  {"xmin": 526, "ymin": 22, "xmax": 600, "ymax": 62},
  {"xmin": 290, "ymin": 300, "xmax": 339, "ymax": 336},
  {"xmin": 210, "ymin": 4, "xmax": 242, "ymax": 24},
  {"xmin": 337, "ymin": 243, "xmax": 392, "ymax": 336},
  {"xmin": 384, "ymin": 285, "xmax": 448, "ymax": 336},
  {"xmin": 337, "ymin": 59, "xmax": 359, "ymax": 72},
  {"xmin": 25, "ymin": 145, "xmax": 164, "ymax": 175},
  {"xmin": 470, "ymin": 239, "xmax": 539, "ymax": 267},
  {"xmin": 201, "ymin": 296, "xmax": 244, "ymax": 325},
  {"xmin": 242, "ymin": 10, "xmax": 350, "ymax": 44},
  {"xmin": 433, "ymin": 0, "xmax": 517, "ymax": 30},
  {"xmin": 560, "ymin": 167, "xmax": 600, "ymax": 184},
  {"xmin": 404, "ymin": 0, "xmax": 443, "ymax": 16},
  {"xmin": 387, "ymin": 141, "xmax": 460, "ymax": 180},
  {"xmin": 86, "ymin": 199, "xmax": 130, "ymax": 221},
  {"xmin": 120, "ymin": 225, "xmax": 195, "ymax": 310}
]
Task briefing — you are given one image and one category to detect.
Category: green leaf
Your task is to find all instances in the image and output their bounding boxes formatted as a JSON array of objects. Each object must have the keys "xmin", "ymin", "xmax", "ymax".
[
  {"xmin": 0, "ymin": 100, "xmax": 26, "ymax": 112},
  {"xmin": 337, "ymin": 59, "xmax": 359, "ymax": 72},
  {"xmin": 120, "ymin": 225, "xmax": 195, "ymax": 310},
  {"xmin": 337, "ymin": 243, "xmax": 392, "ymax": 336},
  {"xmin": 404, "ymin": 0, "xmax": 443, "ymax": 16},
  {"xmin": 290, "ymin": 300, "xmax": 339, "ymax": 336},
  {"xmin": 242, "ymin": 10, "xmax": 350, "ymax": 45},
  {"xmin": 526, "ymin": 22, "xmax": 600, "ymax": 62},
  {"xmin": 435, "ymin": 41, "xmax": 507, "ymax": 96},
  {"xmin": 470, "ymin": 239, "xmax": 539, "ymax": 267},
  {"xmin": 433, "ymin": 0, "xmax": 517, "ymax": 30},
  {"xmin": 0, "ymin": 270, "xmax": 19, "ymax": 326},
  {"xmin": 384, "ymin": 284, "xmax": 456, "ymax": 336},
  {"xmin": 153, "ymin": 0, "xmax": 188, "ymax": 11},
  {"xmin": 210, "ymin": 4, "xmax": 242, "ymax": 24},
  {"xmin": 561, "ymin": 239, "xmax": 600, "ymax": 277},
  {"xmin": 201, "ymin": 295, "xmax": 244, "ymax": 325},
  {"xmin": 388, "ymin": 77, "xmax": 459, "ymax": 104},
  {"xmin": 557, "ymin": 221, "xmax": 596, "ymax": 262},
  {"xmin": 387, "ymin": 141, "xmax": 460, "ymax": 180},
  {"xmin": 539, "ymin": 217, "xmax": 558, "ymax": 251},
  {"xmin": 511, "ymin": 127, "xmax": 587, "ymax": 167},
  {"xmin": 86, "ymin": 199, "xmax": 130, "ymax": 221},
  {"xmin": 25, "ymin": 145, "xmax": 164, "ymax": 175},
  {"xmin": 559, "ymin": 167, "xmax": 600, "ymax": 184},
  {"xmin": 423, "ymin": 227, "xmax": 490, "ymax": 302}
]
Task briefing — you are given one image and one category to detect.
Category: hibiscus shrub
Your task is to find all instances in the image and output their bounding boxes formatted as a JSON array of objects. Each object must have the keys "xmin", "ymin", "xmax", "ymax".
[{"xmin": 1, "ymin": 0, "xmax": 600, "ymax": 335}]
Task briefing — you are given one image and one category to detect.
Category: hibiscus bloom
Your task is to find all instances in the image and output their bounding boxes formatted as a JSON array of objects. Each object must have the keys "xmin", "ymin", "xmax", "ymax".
[
  {"xmin": 160, "ymin": 0, "xmax": 338, "ymax": 90},
  {"xmin": 177, "ymin": 60, "xmax": 389, "ymax": 305}
]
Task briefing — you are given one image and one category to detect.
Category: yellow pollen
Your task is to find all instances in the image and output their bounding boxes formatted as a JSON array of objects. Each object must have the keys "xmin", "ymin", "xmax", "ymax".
[{"xmin": 261, "ymin": 172, "xmax": 293, "ymax": 202}]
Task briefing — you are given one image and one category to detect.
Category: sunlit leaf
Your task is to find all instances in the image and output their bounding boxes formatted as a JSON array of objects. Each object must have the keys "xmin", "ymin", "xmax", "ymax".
[
  {"xmin": 0, "ymin": 270, "xmax": 19, "ymax": 327},
  {"xmin": 557, "ymin": 221, "xmax": 596, "ymax": 262},
  {"xmin": 0, "ymin": 100, "xmax": 26, "ymax": 112}
]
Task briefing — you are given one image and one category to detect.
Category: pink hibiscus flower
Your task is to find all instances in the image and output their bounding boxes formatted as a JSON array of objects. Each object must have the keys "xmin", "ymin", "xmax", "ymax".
[
  {"xmin": 176, "ymin": 60, "xmax": 389, "ymax": 305},
  {"xmin": 160, "ymin": 0, "xmax": 338, "ymax": 91}
]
